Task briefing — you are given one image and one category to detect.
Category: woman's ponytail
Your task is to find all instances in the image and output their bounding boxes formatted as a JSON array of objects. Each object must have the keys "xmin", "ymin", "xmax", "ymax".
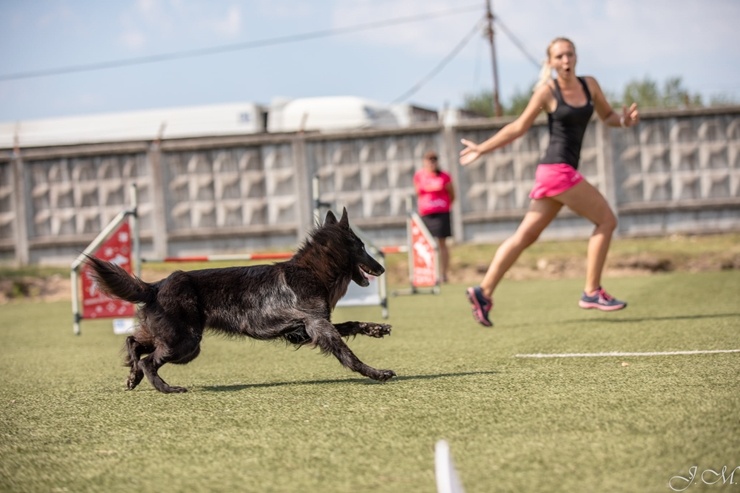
[{"xmin": 533, "ymin": 59, "xmax": 552, "ymax": 92}]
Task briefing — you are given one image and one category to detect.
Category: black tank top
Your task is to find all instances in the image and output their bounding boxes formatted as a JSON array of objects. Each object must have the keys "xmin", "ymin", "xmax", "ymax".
[{"xmin": 540, "ymin": 77, "xmax": 594, "ymax": 169}]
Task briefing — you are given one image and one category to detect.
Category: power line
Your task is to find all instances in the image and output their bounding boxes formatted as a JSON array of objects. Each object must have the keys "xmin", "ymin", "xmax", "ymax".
[
  {"xmin": 0, "ymin": 5, "xmax": 482, "ymax": 82},
  {"xmin": 393, "ymin": 17, "xmax": 485, "ymax": 104},
  {"xmin": 494, "ymin": 17, "xmax": 540, "ymax": 69}
]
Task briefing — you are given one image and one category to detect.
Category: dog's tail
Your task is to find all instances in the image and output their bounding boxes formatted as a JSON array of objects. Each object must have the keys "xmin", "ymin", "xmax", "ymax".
[{"xmin": 85, "ymin": 254, "xmax": 156, "ymax": 305}]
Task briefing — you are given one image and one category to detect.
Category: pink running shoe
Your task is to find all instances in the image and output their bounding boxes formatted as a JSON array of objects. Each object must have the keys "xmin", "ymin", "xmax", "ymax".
[
  {"xmin": 466, "ymin": 286, "xmax": 493, "ymax": 327},
  {"xmin": 578, "ymin": 287, "xmax": 627, "ymax": 311}
]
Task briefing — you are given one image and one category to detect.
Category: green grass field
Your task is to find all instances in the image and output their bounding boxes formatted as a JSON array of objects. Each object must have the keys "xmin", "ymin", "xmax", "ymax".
[{"xmin": 1, "ymin": 270, "xmax": 738, "ymax": 492}]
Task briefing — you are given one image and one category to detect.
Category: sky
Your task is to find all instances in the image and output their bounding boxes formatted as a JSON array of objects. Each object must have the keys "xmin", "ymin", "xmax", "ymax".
[{"xmin": 1, "ymin": 0, "xmax": 739, "ymax": 123}]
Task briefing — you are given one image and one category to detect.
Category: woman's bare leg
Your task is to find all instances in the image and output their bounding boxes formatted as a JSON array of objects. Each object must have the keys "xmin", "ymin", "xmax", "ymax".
[
  {"xmin": 555, "ymin": 180, "xmax": 617, "ymax": 293},
  {"xmin": 479, "ymin": 198, "xmax": 562, "ymax": 298},
  {"xmin": 437, "ymin": 237, "xmax": 450, "ymax": 282}
]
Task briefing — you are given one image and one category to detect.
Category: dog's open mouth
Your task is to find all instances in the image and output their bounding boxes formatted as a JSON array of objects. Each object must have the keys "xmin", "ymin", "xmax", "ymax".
[{"xmin": 355, "ymin": 262, "xmax": 384, "ymax": 287}]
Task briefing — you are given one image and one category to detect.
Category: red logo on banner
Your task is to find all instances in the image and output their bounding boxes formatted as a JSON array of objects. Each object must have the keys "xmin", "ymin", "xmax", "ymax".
[
  {"xmin": 81, "ymin": 221, "xmax": 136, "ymax": 319},
  {"xmin": 410, "ymin": 216, "xmax": 437, "ymax": 288}
]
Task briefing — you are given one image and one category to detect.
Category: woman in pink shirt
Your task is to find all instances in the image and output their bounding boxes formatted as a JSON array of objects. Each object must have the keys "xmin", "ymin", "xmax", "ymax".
[{"xmin": 414, "ymin": 150, "xmax": 455, "ymax": 283}]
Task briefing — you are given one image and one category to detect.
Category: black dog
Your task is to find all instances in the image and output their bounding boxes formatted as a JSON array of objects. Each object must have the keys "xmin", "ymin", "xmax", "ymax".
[{"xmin": 86, "ymin": 208, "xmax": 396, "ymax": 393}]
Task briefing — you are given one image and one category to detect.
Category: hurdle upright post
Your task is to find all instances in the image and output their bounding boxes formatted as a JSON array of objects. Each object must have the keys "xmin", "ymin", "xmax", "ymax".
[
  {"xmin": 130, "ymin": 183, "xmax": 141, "ymax": 278},
  {"xmin": 312, "ymin": 175, "xmax": 332, "ymax": 223}
]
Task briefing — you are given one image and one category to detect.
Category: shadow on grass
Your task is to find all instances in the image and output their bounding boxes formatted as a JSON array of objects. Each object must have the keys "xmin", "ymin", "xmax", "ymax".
[
  {"xmin": 202, "ymin": 370, "xmax": 498, "ymax": 392},
  {"xmin": 499, "ymin": 312, "xmax": 740, "ymax": 330}
]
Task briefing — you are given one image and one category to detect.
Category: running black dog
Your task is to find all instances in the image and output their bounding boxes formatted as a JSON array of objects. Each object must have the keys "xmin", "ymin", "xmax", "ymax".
[{"xmin": 86, "ymin": 209, "xmax": 395, "ymax": 393}]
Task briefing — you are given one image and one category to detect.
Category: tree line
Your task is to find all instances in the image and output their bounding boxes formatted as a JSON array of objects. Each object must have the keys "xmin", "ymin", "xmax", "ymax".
[{"xmin": 462, "ymin": 76, "xmax": 737, "ymax": 117}]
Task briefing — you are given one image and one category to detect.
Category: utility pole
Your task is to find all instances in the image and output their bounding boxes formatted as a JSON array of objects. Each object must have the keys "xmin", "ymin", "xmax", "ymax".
[{"xmin": 485, "ymin": 0, "xmax": 503, "ymax": 117}]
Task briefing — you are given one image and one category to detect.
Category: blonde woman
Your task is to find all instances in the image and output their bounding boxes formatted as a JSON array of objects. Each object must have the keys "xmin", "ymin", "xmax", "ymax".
[{"xmin": 461, "ymin": 37, "xmax": 639, "ymax": 327}]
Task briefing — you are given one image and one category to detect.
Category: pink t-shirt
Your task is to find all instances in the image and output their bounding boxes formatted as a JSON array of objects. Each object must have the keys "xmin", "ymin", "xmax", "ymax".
[{"xmin": 414, "ymin": 169, "xmax": 452, "ymax": 216}]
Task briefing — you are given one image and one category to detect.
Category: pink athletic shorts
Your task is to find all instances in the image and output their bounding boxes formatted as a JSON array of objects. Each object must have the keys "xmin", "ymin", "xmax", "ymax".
[{"xmin": 529, "ymin": 163, "xmax": 584, "ymax": 199}]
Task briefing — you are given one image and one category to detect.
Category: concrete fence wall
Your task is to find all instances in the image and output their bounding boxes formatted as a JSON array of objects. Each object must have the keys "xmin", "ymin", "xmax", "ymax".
[{"xmin": 1, "ymin": 106, "xmax": 738, "ymax": 266}]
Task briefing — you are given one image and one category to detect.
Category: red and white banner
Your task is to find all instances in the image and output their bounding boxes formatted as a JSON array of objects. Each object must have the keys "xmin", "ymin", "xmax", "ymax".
[
  {"xmin": 80, "ymin": 221, "xmax": 136, "ymax": 319},
  {"xmin": 409, "ymin": 214, "xmax": 438, "ymax": 288}
]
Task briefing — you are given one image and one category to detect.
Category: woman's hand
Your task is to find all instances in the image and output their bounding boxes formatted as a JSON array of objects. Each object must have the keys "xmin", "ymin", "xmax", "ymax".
[
  {"xmin": 459, "ymin": 139, "xmax": 482, "ymax": 166},
  {"xmin": 621, "ymin": 103, "xmax": 640, "ymax": 127}
]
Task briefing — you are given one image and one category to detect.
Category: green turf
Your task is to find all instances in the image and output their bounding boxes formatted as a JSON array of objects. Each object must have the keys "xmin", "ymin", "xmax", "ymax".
[{"xmin": 0, "ymin": 271, "xmax": 738, "ymax": 493}]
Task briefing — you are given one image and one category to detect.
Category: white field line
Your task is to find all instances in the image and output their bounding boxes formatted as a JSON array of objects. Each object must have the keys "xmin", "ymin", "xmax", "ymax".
[{"xmin": 514, "ymin": 349, "xmax": 740, "ymax": 359}]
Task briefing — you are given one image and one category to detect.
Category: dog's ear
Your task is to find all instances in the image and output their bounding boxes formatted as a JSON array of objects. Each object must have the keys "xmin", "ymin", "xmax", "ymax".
[
  {"xmin": 324, "ymin": 210, "xmax": 338, "ymax": 225},
  {"xmin": 339, "ymin": 207, "xmax": 349, "ymax": 228}
]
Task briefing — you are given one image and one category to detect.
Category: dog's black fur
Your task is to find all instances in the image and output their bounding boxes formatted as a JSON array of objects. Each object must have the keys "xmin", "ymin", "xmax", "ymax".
[{"xmin": 86, "ymin": 209, "xmax": 395, "ymax": 393}]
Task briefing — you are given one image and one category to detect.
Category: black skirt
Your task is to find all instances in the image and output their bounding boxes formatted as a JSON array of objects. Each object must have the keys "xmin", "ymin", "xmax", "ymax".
[{"xmin": 420, "ymin": 212, "xmax": 452, "ymax": 238}]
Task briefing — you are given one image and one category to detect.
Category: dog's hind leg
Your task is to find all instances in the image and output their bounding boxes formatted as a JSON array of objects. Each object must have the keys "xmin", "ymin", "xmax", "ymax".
[
  {"xmin": 124, "ymin": 335, "xmax": 151, "ymax": 390},
  {"xmin": 333, "ymin": 321, "xmax": 392, "ymax": 338},
  {"xmin": 137, "ymin": 333, "xmax": 202, "ymax": 393},
  {"xmin": 307, "ymin": 320, "xmax": 395, "ymax": 382},
  {"xmin": 138, "ymin": 350, "xmax": 188, "ymax": 393}
]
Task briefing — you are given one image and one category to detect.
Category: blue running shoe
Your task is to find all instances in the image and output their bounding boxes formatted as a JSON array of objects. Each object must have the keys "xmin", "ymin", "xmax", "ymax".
[
  {"xmin": 466, "ymin": 286, "xmax": 493, "ymax": 327},
  {"xmin": 578, "ymin": 287, "xmax": 627, "ymax": 311}
]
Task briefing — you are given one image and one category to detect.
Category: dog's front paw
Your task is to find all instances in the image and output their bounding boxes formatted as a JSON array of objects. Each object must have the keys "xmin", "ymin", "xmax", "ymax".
[
  {"xmin": 373, "ymin": 369, "xmax": 396, "ymax": 382},
  {"xmin": 364, "ymin": 323, "xmax": 392, "ymax": 338}
]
